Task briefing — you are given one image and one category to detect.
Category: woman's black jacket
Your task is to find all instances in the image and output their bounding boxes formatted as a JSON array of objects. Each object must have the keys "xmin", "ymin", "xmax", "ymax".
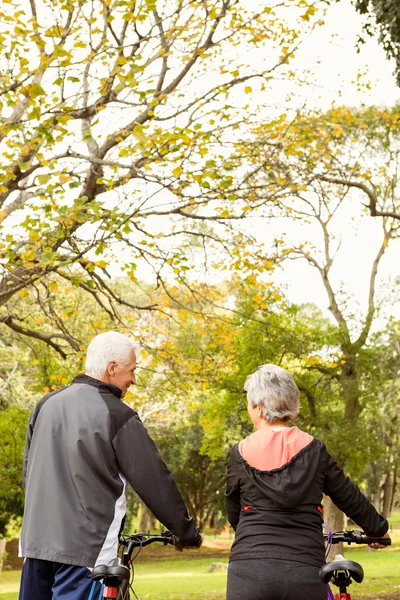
[{"xmin": 225, "ymin": 438, "xmax": 388, "ymax": 567}]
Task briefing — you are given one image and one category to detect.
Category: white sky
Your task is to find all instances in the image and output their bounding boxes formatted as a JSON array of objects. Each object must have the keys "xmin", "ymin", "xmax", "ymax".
[{"xmin": 296, "ymin": 0, "xmax": 399, "ymax": 108}]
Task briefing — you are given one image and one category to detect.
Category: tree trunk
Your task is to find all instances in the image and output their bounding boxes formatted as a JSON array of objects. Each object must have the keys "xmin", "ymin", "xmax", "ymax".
[
  {"xmin": 139, "ymin": 503, "xmax": 157, "ymax": 533},
  {"xmin": 390, "ymin": 465, "xmax": 397, "ymax": 515},
  {"xmin": 0, "ymin": 538, "xmax": 6, "ymax": 577},
  {"xmin": 324, "ymin": 496, "xmax": 345, "ymax": 560},
  {"xmin": 382, "ymin": 472, "xmax": 393, "ymax": 519},
  {"xmin": 340, "ymin": 364, "xmax": 362, "ymax": 426},
  {"xmin": 367, "ymin": 460, "xmax": 383, "ymax": 512},
  {"xmin": 374, "ymin": 482, "xmax": 382, "ymax": 513}
]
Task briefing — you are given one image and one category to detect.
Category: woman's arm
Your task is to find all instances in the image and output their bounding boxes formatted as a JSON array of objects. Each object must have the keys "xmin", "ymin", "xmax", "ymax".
[
  {"xmin": 323, "ymin": 446, "xmax": 388, "ymax": 538},
  {"xmin": 225, "ymin": 446, "xmax": 241, "ymax": 531}
]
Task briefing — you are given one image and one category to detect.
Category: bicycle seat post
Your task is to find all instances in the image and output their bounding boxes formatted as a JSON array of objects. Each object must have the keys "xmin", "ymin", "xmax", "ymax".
[
  {"xmin": 103, "ymin": 581, "xmax": 118, "ymax": 600},
  {"xmin": 92, "ymin": 564, "xmax": 130, "ymax": 599},
  {"xmin": 333, "ymin": 571, "xmax": 352, "ymax": 599}
]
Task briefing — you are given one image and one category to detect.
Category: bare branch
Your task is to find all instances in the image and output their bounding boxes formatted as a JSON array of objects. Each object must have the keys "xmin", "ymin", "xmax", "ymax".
[
  {"xmin": 317, "ymin": 174, "xmax": 400, "ymax": 220},
  {"xmin": 354, "ymin": 224, "xmax": 394, "ymax": 350}
]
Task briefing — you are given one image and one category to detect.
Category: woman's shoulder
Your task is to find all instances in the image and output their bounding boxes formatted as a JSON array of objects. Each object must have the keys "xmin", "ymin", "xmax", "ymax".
[
  {"xmin": 238, "ymin": 425, "xmax": 314, "ymax": 448},
  {"xmin": 234, "ymin": 426, "xmax": 325, "ymax": 471}
]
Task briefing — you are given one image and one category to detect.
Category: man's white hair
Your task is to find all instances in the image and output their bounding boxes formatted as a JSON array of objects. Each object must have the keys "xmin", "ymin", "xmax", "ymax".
[
  {"xmin": 244, "ymin": 364, "xmax": 299, "ymax": 423},
  {"xmin": 85, "ymin": 331, "xmax": 139, "ymax": 379}
]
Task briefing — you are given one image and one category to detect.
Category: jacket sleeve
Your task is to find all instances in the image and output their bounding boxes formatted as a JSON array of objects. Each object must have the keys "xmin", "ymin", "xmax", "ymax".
[
  {"xmin": 22, "ymin": 408, "xmax": 36, "ymax": 490},
  {"xmin": 323, "ymin": 446, "xmax": 388, "ymax": 537},
  {"xmin": 225, "ymin": 446, "xmax": 241, "ymax": 531},
  {"xmin": 22, "ymin": 391, "xmax": 56, "ymax": 490},
  {"xmin": 112, "ymin": 413, "xmax": 200, "ymax": 546}
]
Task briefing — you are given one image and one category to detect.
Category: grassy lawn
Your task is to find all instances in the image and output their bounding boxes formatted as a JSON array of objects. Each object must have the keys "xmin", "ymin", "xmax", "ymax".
[
  {"xmin": 132, "ymin": 558, "xmax": 227, "ymax": 599},
  {"xmin": 389, "ymin": 512, "xmax": 400, "ymax": 530},
  {"xmin": 1, "ymin": 534, "xmax": 399, "ymax": 600},
  {"xmin": 343, "ymin": 546, "xmax": 400, "ymax": 598}
]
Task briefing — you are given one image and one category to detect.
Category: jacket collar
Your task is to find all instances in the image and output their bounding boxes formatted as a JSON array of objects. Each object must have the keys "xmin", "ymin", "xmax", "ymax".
[{"xmin": 72, "ymin": 374, "xmax": 122, "ymax": 399}]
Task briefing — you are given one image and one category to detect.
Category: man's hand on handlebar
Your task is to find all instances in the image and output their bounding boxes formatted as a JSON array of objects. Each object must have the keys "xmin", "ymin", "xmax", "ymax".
[
  {"xmin": 368, "ymin": 531, "xmax": 391, "ymax": 550},
  {"xmin": 174, "ymin": 530, "xmax": 202, "ymax": 552}
]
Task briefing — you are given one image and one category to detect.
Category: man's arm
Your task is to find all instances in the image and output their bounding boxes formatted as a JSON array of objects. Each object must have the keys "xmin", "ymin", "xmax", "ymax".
[
  {"xmin": 22, "ymin": 392, "xmax": 55, "ymax": 489},
  {"xmin": 225, "ymin": 447, "xmax": 240, "ymax": 531},
  {"xmin": 22, "ymin": 409, "xmax": 36, "ymax": 490},
  {"xmin": 113, "ymin": 413, "xmax": 200, "ymax": 546}
]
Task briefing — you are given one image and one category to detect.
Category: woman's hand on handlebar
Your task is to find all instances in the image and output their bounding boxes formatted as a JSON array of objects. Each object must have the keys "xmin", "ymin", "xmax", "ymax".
[{"xmin": 368, "ymin": 531, "xmax": 391, "ymax": 550}]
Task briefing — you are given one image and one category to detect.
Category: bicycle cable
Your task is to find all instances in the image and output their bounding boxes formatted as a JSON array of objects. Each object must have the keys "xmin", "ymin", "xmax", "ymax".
[{"xmin": 323, "ymin": 521, "xmax": 333, "ymax": 559}]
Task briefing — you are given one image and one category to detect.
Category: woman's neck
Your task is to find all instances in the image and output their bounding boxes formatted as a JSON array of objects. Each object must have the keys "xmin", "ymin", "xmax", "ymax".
[{"xmin": 256, "ymin": 420, "xmax": 290, "ymax": 430}]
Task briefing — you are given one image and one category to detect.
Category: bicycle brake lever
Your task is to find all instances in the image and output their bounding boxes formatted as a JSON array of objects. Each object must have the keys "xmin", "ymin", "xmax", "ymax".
[{"xmin": 161, "ymin": 531, "xmax": 177, "ymax": 545}]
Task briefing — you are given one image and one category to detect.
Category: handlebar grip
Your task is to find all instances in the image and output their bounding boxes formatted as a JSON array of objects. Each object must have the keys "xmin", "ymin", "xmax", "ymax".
[
  {"xmin": 327, "ymin": 530, "xmax": 392, "ymax": 546},
  {"xmin": 358, "ymin": 537, "xmax": 391, "ymax": 546}
]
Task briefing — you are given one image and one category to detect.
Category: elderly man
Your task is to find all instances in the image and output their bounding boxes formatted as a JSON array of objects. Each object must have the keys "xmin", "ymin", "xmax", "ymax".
[{"xmin": 19, "ymin": 331, "xmax": 201, "ymax": 600}]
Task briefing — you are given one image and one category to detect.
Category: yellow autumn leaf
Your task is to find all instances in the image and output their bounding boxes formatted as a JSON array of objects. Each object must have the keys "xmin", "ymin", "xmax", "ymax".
[
  {"xmin": 172, "ymin": 167, "xmax": 182, "ymax": 177},
  {"xmin": 48, "ymin": 281, "xmax": 58, "ymax": 292},
  {"xmin": 95, "ymin": 260, "xmax": 108, "ymax": 269},
  {"xmin": 29, "ymin": 230, "xmax": 39, "ymax": 242}
]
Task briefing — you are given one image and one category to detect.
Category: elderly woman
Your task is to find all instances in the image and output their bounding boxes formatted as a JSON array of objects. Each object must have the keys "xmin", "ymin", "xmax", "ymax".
[{"xmin": 225, "ymin": 364, "xmax": 390, "ymax": 600}]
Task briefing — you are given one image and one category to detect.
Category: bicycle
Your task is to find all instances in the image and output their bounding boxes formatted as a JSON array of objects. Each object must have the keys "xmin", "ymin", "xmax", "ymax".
[
  {"xmin": 320, "ymin": 529, "xmax": 391, "ymax": 600},
  {"xmin": 91, "ymin": 531, "xmax": 178, "ymax": 600}
]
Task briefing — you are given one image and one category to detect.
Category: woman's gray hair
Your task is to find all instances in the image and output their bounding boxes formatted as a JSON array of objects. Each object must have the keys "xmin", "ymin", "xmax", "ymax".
[
  {"xmin": 244, "ymin": 364, "xmax": 299, "ymax": 423},
  {"xmin": 85, "ymin": 331, "xmax": 139, "ymax": 379}
]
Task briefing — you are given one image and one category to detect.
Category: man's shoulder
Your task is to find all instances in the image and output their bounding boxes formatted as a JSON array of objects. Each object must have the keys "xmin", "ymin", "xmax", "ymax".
[
  {"xmin": 31, "ymin": 386, "xmax": 69, "ymax": 421},
  {"xmin": 96, "ymin": 390, "xmax": 136, "ymax": 438},
  {"xmin": 70, "ymin": 376, "xmax": 137, "ymax": 436}
]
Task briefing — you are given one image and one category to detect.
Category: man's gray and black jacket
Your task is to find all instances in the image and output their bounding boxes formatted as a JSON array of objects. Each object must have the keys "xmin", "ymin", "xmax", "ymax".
[{"xmin": 20, "ymin": 374, "xmax": 200, "ymax": 568}]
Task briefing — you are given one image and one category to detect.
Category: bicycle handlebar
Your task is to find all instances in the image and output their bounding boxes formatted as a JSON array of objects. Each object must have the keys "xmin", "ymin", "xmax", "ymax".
[
  {"xmin": 121, "ymin": 532, "xmax": 177, "ymax": 547},
  {"xmin": 327, "ymin": 530, "xmax": 391, "ymax": 546},
  {"xmin": 119, "ymin": 531, "xmax": 178, "ymax": 562}
]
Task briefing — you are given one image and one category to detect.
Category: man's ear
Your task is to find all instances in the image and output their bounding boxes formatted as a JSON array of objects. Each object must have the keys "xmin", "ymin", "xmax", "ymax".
[{"xmin": 107, "ymin": 360, "xmax": 117, "ymax": 376}]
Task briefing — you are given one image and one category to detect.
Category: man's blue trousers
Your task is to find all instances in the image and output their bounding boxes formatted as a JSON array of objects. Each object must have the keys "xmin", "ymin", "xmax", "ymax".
[{"xmin": 19, "ymin": 558, "xmax": 104, "ymax": 600}]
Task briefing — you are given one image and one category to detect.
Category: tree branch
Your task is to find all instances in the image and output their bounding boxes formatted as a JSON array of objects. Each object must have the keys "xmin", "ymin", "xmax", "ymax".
[{"xmin": 0, "ymin": 315, "xmax": 70, "ymax": 358}]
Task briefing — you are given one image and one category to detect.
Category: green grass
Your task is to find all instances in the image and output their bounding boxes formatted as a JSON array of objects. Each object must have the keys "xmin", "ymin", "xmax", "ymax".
[
  {"xmin": 343, "ymin": 546, "xmax": 400, "ymax": 597},
  {"xmin": 389, "ymin": 511, "xmax": 400, "ymax": 530},
  {"xmin": 1, "ymin": 537, "xmax": 399, "ymax": 600},
  {"xmin": 132, "ymin": 558, "xmax": 227, "ymax": 599},
  {"xmin": 0, "ymin": 570, "xmax": 19, "ymax": 600}
]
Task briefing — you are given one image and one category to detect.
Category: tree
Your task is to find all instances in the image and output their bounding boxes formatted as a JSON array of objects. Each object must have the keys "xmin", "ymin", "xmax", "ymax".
[
  {"xmin": 306, "ymin": 105, "xmax": 400, "ymax": 222},
  {"xmin": 362, "ymin": 325, "xmax": 400, "ymax": 518},
  {"xmin": 153, "ymin": 412, "xmax": 227, "ymax": 531},
  {"xmin": 0, "ymin": 406, "xmax": 28, "ymax": 574},
  {"xmin": 0, "ymin": 0, "xmax": 321, "ymax": 356}
]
